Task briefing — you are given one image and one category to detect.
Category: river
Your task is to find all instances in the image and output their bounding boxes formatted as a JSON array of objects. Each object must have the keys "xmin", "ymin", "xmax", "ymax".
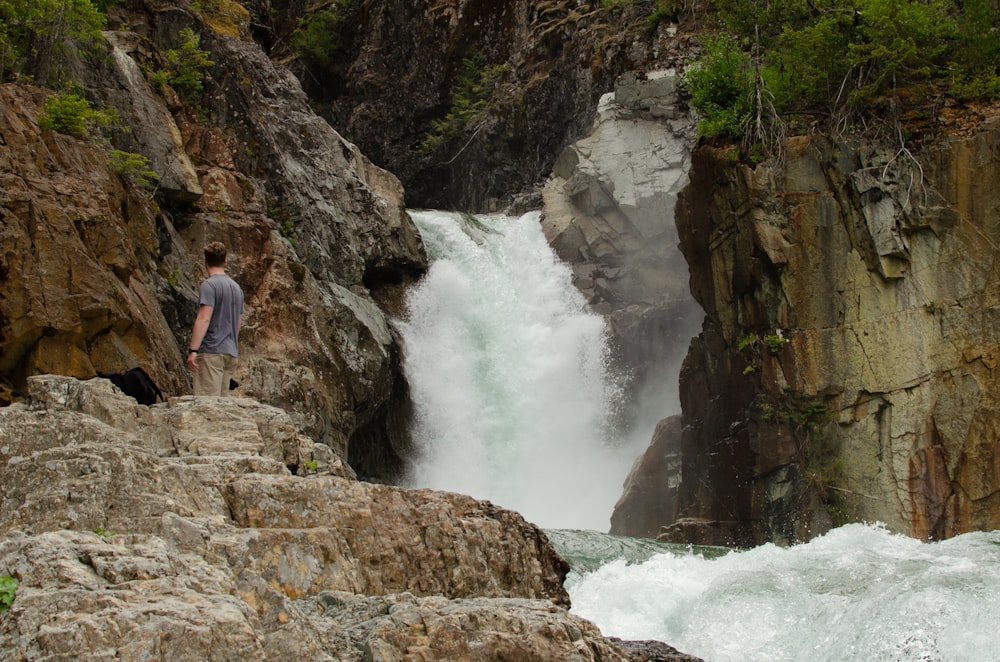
[{"xmin": 553, "ymin": 524, "xmax": 1000, "ymax": 662}]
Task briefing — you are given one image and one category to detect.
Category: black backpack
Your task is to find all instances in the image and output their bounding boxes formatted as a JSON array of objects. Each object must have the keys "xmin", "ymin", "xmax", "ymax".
[{"xmin": 98, "ymin": 367, "xmax": 164, "ymax": 406}]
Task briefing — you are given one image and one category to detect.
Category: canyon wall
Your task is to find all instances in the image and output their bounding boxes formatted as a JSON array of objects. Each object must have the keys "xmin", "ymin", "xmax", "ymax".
[
  {"xmin": 1, "ymin": 0, "xmax": 702, "ymax": 483},
  {"xmin": 663, "ymin": 117, "xmax": 1000, "ymax": 545},
  {"xmin": 264, "ymin": 0, "xmax": 694, "ymax": 211},
  {"xmin": 537, "ymin": 70, "xmax": 702, "ymax": 537}
]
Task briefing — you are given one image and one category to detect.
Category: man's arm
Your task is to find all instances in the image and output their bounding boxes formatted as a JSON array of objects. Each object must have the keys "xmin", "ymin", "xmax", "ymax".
[{"xmin": 186, "ymin": 304, "xmax": 214, "ymax": 371}]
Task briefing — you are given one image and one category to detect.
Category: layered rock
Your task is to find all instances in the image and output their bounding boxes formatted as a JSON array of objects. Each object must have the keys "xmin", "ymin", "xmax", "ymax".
[
  {"xmin": 0, "ymin": 0, "xmax": 428, "ymax": 478},
  {"xmin": 667, "ymin": 117, "xmax": 1000, "ymax": 545},
  {"xmin": 0, "ymin": 375, "xmax": 668, "ymax": 660}
]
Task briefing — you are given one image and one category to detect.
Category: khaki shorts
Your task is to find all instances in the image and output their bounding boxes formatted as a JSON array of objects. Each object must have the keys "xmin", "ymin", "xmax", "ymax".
[{"xmin": 192, "ymin": 353, "xmax": 238, "ymax": 396}]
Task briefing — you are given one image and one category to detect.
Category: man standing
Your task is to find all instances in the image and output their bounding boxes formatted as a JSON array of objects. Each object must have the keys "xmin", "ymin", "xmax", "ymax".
[{"xmin": 186, "ymin": 241, "xmax": 244, "ymax": 396}]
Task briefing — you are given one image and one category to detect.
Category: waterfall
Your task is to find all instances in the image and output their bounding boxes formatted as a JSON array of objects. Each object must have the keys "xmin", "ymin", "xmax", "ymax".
[{"xmin": 398, "ymin": 210, "xmax": 646, "ymax": 531}]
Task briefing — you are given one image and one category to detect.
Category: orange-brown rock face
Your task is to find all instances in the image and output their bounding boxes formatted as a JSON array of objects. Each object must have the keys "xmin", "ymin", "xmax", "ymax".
[
  {"xmin": 672, "ymin": 121, "xmax": 1000, "ymax": 545},
  {"xmin": 0, "ymin": 85, "xmax": 187, "ymax": 401}
]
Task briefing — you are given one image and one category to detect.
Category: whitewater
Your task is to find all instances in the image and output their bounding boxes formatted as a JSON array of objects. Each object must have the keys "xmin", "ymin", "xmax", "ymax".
[
  {"xmin": 399, "ymin": 209, "xmax": 1000, "ymax": 662},
  {"xmin": 558, "ymin": 523, "xmax": 1000, "ymax": 662},
  {"xmin": 398, "ymin": 209, "xmax": 646, "ymax": 531}
]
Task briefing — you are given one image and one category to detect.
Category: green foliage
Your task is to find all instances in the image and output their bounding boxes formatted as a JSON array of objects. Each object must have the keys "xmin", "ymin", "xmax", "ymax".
[
  {"xmin": 38, "ymin": 90, "xmax": 91, "ymax": 135},
  {"xmin": 950, "ymin": 0, "xmax": 1000, "ymax": 99},
  {"xmin": 844, "ymin": 0, "xmax": 956, "ymax": 102},
  {"xmin": 737, "ymin": 333, "xmax": 756, "ymax": 351},
  {"xmin": 685, "ymin": 0, "xmax": 999, "ymax": 152},
  {"xmin": 156, "ymin": 27, "xmax": 215, "ymax": 103},
  {"xmin": 712, "ymin": 0, "xmax": 810, "ymax": 60},
  {"xmin": 290, "ymin": 0, "xmax": 360, "ymax": 76},
  {"xmin": 737, "ymin": 330, "xmax": 788, "ymax": 353},
  {"xmin": 0, "ymin": 0, "xmax": 107, "ymax": 86},
  {"xmin": 94, "ymin": 527, "xmax": 115, "ymax": 537},
  {"xmin": 302, "ymin": 458, "xmax": 319, "ymax": 473},
  {"xmin": 682, "ymin": 34, "xmax": 754, "ymax": 139},
  {"xmin": 421, "ymin": 52, "xmax": 510, "ymax": 154},
  {"xmin": 764, "ymin": 332, "xmax": 788, "ymax": 353},
  {"xmin": 0, "ymin": 575, "xmax": 16, "ymax": 612},
  {"xmin": 782, "ymin": 399, "xmax": 830, "ymax": 430},
  {"xmin": 109, "ymin": 149, "xmax": 158, "ymax": 191},
  {"xmin": 767, "ymin": 14, "xmax": 856, "ymax": 113},
  {"xmin": 38, "ymin": 90, "xmax": 115, "ymax": 137}
]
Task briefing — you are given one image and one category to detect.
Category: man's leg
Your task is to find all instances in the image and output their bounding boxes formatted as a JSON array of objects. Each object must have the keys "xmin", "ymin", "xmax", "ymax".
[{"xmin": 192, "ymin": 353, "xmax": 226, "ymax": 396}]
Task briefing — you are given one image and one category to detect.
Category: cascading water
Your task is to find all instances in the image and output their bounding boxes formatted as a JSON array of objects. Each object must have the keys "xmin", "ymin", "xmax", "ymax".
[
  {"xmin": 560, "ymin": 523, "xmax": 1000, "ymax": 662},
  {"xmin": 398, "ymin": 210, "xmax": 648, "ymax": 531},
  {"xmin": 398, "ymin": 210, "xmax": 1000, "ymax": 662}
]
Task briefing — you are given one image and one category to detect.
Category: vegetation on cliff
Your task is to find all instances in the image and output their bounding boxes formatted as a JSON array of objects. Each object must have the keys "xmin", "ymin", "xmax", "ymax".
[
  {"xmin": 1, "ymin": 0, "xmax": 212, "ymax": 191},
  {"xmin": 0, "ymin": 0, "xmax": 107, "ymax": 86},
  {"xmin": 683, "ymin": 0, "xmax": 1000, "ymax": 155}
]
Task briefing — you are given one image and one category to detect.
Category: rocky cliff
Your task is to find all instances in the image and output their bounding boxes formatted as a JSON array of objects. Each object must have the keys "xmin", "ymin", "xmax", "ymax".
[
  {"xmin": 267, "ymin": 0, "xmax": 696, "ymax": 211},
  {"xmin": 660, "ymin": 113, "xmax": 1000, "ymax": 546},
  {"xmin": 0, "ymin": 3, "xmax": 718, "ymax": 656},
  {"xmin": 0, "ymin": 375, "xmax": 704, "ymax": 660},
  {"xmin": 0, "ymin": 0, "xmax": 427, "ymax": 480}
]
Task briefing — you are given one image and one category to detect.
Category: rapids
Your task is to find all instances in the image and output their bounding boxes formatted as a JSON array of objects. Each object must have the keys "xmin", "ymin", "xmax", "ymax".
[{"xmin": 559, "ymin": 523, "xmax": 1000, "ymax": 662}]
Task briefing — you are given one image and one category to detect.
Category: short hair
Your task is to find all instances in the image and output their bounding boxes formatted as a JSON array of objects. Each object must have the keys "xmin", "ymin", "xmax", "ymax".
[{"xmin": 204, "ymin": 241, "xmax": 227, "ymax": 267}]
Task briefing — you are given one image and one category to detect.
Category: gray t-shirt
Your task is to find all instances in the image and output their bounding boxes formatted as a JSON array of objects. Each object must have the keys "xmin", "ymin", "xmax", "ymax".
[{"xmin": 198, "ymin": 274, "xmax": 244, "ymax": 357}]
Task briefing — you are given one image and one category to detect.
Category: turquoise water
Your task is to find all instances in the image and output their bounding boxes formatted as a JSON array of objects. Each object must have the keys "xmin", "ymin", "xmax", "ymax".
[{"xmin": 558, "ymin": 523, "xmax": 1000, "ymax": 662}]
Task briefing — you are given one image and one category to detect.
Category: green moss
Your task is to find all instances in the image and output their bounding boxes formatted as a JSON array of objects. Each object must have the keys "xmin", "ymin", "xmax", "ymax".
[{"xmin": 0, "ymin": 575, "xmax": 16, "ymax": 613}]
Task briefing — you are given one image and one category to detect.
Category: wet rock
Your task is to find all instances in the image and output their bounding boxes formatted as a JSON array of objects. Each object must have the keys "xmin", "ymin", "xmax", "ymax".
[{"xmin": 541, "ymin": 70, "xmax": 703, "ymax": 479}]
